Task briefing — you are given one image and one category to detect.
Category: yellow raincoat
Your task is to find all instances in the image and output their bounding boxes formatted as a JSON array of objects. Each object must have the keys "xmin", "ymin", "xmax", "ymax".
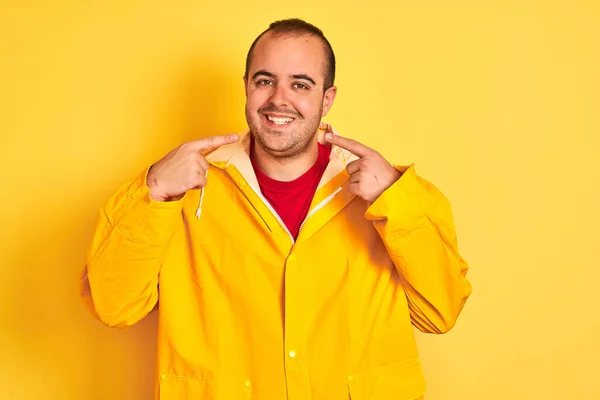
[{"xmin": 80, "ymin": 123, "xmax": 472, "ymax": 400}]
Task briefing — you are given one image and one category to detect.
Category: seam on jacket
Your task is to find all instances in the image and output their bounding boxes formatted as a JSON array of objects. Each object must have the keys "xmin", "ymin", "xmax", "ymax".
[
  {"xmin": 372, "ymin": 356, "xmax": 420, "ymax": 370},
  {"xmin": 113, "ymin": 224, "xmax": 166, "ymax": 248},
  {"xmin": 162, "ymin": 373, "xmax": 212, "ymax": 381},
  {"xmin": 86, "ymin": 212, "xmax": 115, "ymax": 267},
  {"xmin": 387, "ymin": 215, "xmax": 461, "ymax": 268},
  {"xmin": 426, "ymin": 217, "xmax": 462, "ymax": 265},
  {"xmin": 385, "ymin": 218, "xmax": 430, "ymax": 242},
  {"xmin": 354, "ymin": 356, "xmax": 421, "ymax": 376}
]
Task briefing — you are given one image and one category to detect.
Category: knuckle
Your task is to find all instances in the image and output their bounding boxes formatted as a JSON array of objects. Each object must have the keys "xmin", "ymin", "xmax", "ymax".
[
  {"xmin": 187, "ymin": 153, "xmax": 199, "ymax": 163},
  {"xmin": 194, "ymin": 175, "xmax": 207, "ymax": 187},
  {"xmin": 180, "ymin": 142, "xmax": 193, "ymax": 150}
]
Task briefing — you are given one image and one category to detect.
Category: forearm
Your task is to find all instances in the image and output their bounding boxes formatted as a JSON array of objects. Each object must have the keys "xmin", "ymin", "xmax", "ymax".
[
  {"xmin": 80, "ymin": 169, "xmax": 184, "ymax": 327},
  {"xmin": 365, "ymin": 164, "xmax": 472, "ymax": 333}
]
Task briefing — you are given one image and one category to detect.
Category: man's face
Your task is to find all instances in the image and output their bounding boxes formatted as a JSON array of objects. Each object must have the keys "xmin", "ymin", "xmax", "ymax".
[{"xmin": 245, "ymin": 32, "xmax": 336, "ymax": 159}]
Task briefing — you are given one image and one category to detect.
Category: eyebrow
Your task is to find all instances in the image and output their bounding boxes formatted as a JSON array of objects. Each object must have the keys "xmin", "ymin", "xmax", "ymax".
[
  {"xmin": 252, "ymin": 70, "xmax": 317, "ymax": 85},
  {"xmin": 252, "ymin": 70, "xmax": 275, "ymax": 80},
  {"xmin": 292, "ymin": 74, "xmax": 316, "ymax": 85}
]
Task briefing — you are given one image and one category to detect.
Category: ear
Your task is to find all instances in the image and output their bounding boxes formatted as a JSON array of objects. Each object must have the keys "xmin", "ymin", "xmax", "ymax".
[
  {"xmin": 321, "ymin": 85, "xmax": 337, "ymax": 117},
  {"xmin": 243, "ymin": 76, "xmax": 248, "ymax": 97}
]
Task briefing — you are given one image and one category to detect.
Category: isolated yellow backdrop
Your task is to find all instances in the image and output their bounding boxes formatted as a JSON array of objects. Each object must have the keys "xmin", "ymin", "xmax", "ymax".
[{"xmin": 1, "ymin": 1, "xmax": 599, "ymax": 399}]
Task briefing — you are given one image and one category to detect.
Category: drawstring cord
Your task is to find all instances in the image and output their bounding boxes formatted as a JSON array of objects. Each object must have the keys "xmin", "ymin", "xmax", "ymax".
[{"xmin": 195, "ymin": 169, "xmax": 209, "ymax": 219}]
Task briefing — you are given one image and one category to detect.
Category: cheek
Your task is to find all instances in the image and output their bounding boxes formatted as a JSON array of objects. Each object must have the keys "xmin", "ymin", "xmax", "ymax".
[
  {"xmin": 247, "ymin": 89, "xmax": 268, "ymax": 111},
  {"xmin": 295, "ymin": 96, "xmax": 322, "ymax": 117}
]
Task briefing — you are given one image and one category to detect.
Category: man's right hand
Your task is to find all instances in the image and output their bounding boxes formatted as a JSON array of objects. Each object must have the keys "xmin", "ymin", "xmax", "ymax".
[{"xmin": 146, "ymin": 134, "xmax": 240, "ymax": 202}]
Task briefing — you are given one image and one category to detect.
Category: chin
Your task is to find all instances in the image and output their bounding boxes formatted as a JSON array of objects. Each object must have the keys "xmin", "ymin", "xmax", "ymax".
[
  {"xmin": 252, "ymin": 133, "xmax": 295, "ymax": 156},
  {"xmin": 258, "ymin": 136, "xmax": 293, "ymax": 154}
]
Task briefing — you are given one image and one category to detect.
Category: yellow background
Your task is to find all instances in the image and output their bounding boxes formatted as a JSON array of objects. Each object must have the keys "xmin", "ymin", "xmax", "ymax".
[{"xmin": 1, "ymin": 1, "xmax": 598, "ymax": 399}]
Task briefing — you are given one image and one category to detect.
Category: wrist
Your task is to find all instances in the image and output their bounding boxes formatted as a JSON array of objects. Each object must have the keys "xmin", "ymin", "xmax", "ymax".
[{"xmin": 146, "ymin": 166, "xmax": 168, "ymax": 202}]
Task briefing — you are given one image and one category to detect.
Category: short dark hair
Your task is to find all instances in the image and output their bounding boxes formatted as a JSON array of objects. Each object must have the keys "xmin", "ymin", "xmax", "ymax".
[{"xmin": 244, "ymin": 18, "xmax": 336, "ymax": 90}]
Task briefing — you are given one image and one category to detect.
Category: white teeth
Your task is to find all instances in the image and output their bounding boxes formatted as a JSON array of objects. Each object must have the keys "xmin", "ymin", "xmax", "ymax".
[{"xmin": 267, "ymin": 115, "xmax": 294, "ymax": 125}]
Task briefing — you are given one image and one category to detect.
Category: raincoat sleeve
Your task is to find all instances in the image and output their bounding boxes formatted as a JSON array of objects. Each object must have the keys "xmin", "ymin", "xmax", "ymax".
[
  {"xmin": 80, "ymin": 168, "xmax": 184, "ymax": 328},
  {"xmin": 364, "ymin": 164, "xmax": 472, "ymax": 334}
]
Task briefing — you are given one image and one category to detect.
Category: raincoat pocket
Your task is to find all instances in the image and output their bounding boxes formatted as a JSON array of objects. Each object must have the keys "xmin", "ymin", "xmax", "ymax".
[
  {"xmin": 158, "ymin": 374, "xmax": 213, "ymax": 399},
  {"xmin": 348, "ymin": 358, "xmax": 426, "ymax": 400}
]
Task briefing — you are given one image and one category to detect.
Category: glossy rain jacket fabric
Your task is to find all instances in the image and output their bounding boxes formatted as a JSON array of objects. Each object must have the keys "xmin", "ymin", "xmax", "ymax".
[{"xmin": 80, "ymin": 123, "xmax": 472, "ymax": 400}]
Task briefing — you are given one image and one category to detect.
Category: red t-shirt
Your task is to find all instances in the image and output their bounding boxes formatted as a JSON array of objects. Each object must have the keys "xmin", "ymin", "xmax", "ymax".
[{"xmin": 250, "ymin": 138, "xmax": 331, "ymax": 240}]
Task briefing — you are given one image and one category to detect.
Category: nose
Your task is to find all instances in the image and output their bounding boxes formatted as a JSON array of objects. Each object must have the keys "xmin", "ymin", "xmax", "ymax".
[{"xmin": 268, "ymin": 84, "xmax": 289, "ymax": 108}]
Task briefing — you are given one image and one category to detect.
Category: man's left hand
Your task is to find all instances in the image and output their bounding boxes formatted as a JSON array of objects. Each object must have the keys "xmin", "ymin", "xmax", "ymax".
[{"xmin": 325, "ymin": 133, "xmax": 402, "ymax": 202}]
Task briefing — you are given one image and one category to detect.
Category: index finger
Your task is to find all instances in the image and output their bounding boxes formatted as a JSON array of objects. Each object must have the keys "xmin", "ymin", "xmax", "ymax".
[
  {"xmin": 325, "ymin": 133, "xmax": 372, "ymax": 158},
  {"xmin": 191, "ymin": 134, "xmax": 240, "ymax": 153}
]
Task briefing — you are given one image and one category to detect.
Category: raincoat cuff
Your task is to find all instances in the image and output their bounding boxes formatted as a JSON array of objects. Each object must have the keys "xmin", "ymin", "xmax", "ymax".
[
  {"xmin": 105, "ymin": 167, "xmax": 186, "ymax": 246},
  {"xmin": 365, "ymin": 164, "xmax": 434, "ymax": 234}
]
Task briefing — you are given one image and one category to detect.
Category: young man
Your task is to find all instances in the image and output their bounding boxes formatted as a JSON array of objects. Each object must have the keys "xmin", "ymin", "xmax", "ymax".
[{"xmin": 81, "ymin": 18, "xmax": 472, "ymax": 400}]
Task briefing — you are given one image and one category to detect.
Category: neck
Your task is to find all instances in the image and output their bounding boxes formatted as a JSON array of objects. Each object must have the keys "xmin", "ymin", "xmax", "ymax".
[{"xmin": 252, "ymin": 136, "xmax": 320, "ymax": 182}]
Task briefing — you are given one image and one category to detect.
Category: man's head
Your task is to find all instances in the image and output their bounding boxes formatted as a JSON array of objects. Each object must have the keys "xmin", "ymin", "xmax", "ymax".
[
  {"xmin": 245, "ymin": 19, "xmax": 336, "ymax": 91},
  {"xmin": 244, "ymin": 19, "xmax": 337, "ymax": 159}
]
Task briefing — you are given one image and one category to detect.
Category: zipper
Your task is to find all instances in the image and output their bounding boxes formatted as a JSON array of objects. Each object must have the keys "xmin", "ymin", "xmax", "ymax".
[
  {"xmin": 298, "ymin": 187, "xmax": 343, "ymax": 233},
  {"xmin": 246, "ymin": 182, "xmax": 296, "ymax": 244}
]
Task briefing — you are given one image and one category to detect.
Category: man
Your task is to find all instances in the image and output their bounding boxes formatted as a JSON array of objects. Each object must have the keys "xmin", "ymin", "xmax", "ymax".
[{"xmin": 80, "ymin": 18, "xmax": 472, "ymax": 400}]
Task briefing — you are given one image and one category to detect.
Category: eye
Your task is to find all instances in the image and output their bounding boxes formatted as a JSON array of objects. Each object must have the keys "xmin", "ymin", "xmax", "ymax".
[
  {"xmin": 294, "ymin": 83, "xmax": 309, "ymax": 90},
  {"xmin": 257, "ymin": 79, "xmax": 273, "ymax": 86}
]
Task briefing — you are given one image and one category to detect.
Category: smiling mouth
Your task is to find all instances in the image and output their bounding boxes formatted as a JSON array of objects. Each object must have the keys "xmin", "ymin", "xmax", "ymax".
[{"xmin": 264, "ymin": 114, "xmax": 295, "ymax": 126}]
